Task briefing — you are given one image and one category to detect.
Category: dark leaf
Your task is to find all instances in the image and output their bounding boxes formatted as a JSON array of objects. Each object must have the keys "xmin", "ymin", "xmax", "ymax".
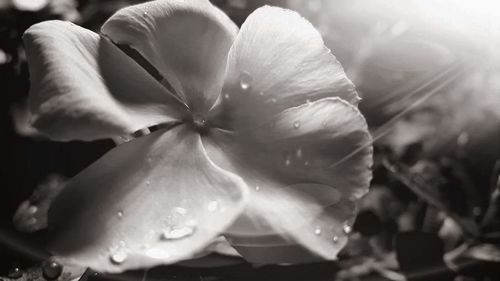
[{"xmin": 395, "ymin": 231, "xmax": 455, "ymax": 281}]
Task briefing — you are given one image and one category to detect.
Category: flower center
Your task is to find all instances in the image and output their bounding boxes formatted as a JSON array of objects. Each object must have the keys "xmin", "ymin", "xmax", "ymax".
[{"xmin": 191, "ymin": 113, "xmax": 208, "ymax": 131}]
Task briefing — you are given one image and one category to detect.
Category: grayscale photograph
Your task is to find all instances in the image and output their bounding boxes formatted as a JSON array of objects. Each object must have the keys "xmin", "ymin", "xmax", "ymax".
[{"xmin": 0, "ymin": 0, "xmax": 499, "ymax": 280}]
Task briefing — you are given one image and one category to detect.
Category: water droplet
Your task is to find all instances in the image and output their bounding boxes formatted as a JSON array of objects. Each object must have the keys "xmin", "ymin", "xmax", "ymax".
[
  {"xmin": 192, "ymin": 113, "xmax": 207, "ymax": 129},
  {"xmin": 255, "ymin": 185, "xmax": 260, "ymax": 191},
  {"xmin": 224, "ymin": 93, "xmax": 230, "ymax": 99},
  {"xmin": 117, "ymin": 211, "xmax": 123, "ymax": 218},
  {"xmin": 119, "ymin": 240, "xmax": 126, "ymax": 247},
  {"xmin": 314, "ymin": 227, "xmax": 321, "ymax": 235},
  {"xmin": 174, "ymin": 207, "xmax": 187, "ymax": 215},
  {"xmin": 119, "ymin": 135, "xmax": 132, "ymax": 142},
  {"xmin": 42, "ymin": 261, "xmax": 63, "ymax": 280},
  {"xmin": 285, "ymin": 158, "xmax": 291, "ymax": 166},
  {"xmin": 296, "ymin": 148, "xmax": 303, "ymax": 158},
  {"xmin": 271, "ymin": 98, "xmax": 277, "ymax": 103},
  {"xmin": 259, "ymin": 91, "xmax": 264, "ymax": 96},
  {"xmin": 110, "ymin": 248, "xmax": 128, "ymax": 264},
  {"xmin": 343, "ymin": 224, "xmax": 352, "ymax": 234},
  {"xmin": 161, "ymin": 226, "xmax": 195, "ymax": 240},
  {"xmin": 145, "ymin": 180, "xmax": 150, "ymax": 186},
  {"xmin": 304, "ymin": 161, "xmax": 309, "ymax": 166},
  {"xmin": 293, "ymin": 121, "xmax": 300, "ymax": 129},
  {"xmin": 27, "ymin": 205, "xmax": 38, "ymax": 214},
  {"xmin": 207, "ymin": 200, "xmax": 219, "ymax": 212},
  {"xmin": 8, "ymin": 266, "xmax": 23, "ymax": 279},
  {"xmin": 239, "ymin": 72, "xmax": 252, "ymax": 90},
  {"xmin": 332, "ymin": 236, "xmax": 339, "ymax": 243},
  {"xmin": 143, "ymin": 11, "xmax": 148, "ymax": 16}
]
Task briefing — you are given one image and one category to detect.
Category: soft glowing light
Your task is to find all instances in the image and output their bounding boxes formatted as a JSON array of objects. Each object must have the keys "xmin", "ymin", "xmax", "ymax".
[
  {"xmin": 13, "ymin": 0, "xmax": 48, "ymax": 11},
  {"xmin": 414, "ymin": 0, "xmax": 500, "ymax": 36}
]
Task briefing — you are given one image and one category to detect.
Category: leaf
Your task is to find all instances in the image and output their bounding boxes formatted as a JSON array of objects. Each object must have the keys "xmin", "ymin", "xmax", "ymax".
[{"xmin": 463, "ymin": 244, "xmax": 500, "ymax": 263}]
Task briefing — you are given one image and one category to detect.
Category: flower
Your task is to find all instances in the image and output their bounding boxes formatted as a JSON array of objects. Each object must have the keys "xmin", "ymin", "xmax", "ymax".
[{"xmin": 22, "ymin": 0, "xmax": 373, "ymax": 273}]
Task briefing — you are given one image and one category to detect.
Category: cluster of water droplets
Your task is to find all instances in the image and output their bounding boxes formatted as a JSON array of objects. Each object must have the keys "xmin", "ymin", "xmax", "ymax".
[
  {"xmin": 6, "ymin": 260, "xmax": 64, "ymax": 280},
  {"xmin": 237, "ymin": 71, "xmax": 279, "ymax": 105},
  {"xmin": 26, "ymin": 205, "xmax": 39, "ymax": 226},
  {"xmin": 108, "ymin": 204, "xmax": 203, "ymax": 264},
  {"xmin": 311, "ymin": 219, "xmax": 353, "ymax": 245},
  {"xmin": 14, "ymin": 201, "xmax": 45, "ymax": 232},
  {"xmin": 108, "ymin": 239, "xmax": 129, "ymax": 265},
  {"xmin": 160, "ymin": 207, "xmax": 198, "ymax": 241},
  {"xmin": 283, "ymin": 146, "xmax": 310, "ymax": 168},
  {"xmin": 311, "ymin": 225, "xmax": 342, "ymax": 245}
]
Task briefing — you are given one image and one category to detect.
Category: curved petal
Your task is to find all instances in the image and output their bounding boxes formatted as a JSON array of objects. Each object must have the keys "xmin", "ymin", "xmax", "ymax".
[
  {"xmin": 24, "ymin": 20, "xmax": 185, "ymax": 141},
  {"xmin": 211, "ymin": 6, "xmax": 359, "ymax": 130},
  {"xmin": 204, "ymin": 98, "xmax": 372, "ymax": 262},
  {"xmin": 101, "ymin": 0, "xmax": 238, "ymax": 112},
  {"xmin": 47, "ymin": 126, "xmax": 248, "ymax": 273}
]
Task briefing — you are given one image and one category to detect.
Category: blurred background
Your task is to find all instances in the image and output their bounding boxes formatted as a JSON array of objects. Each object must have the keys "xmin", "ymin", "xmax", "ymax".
[{"xmin": 1, "ymin": 0, "xmax": 499, "ymax": 280}]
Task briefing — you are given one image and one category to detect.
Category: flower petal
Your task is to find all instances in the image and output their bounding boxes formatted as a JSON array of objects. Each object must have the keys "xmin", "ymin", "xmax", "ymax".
[
  {"xmin": 47, "ymin": 125, "xmax": 248, "ymax": 273},
  {"xmin": 101, "ymin": 0, "xmax": 238, "ymax": 112},
  {"xmin": 204, "ymin": 98, "xmax": 372, "ymax": 262},
  {"xmin": 23, "ymin": 20, "xmax": 185, "ymax": 141},
  {"xmin": 211, "ymin": 6, "xmax": 359, "ymax": 129}
]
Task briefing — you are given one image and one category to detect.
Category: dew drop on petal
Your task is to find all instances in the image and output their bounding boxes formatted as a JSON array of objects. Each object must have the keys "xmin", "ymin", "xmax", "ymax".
[
  {"xmin": 207, "ymin": 200, "xmax": 219, "ymax": 212},
  {"xmin": 259, "ymin": 91, "xmax": 264, "ymax": 96},
  {"xmin": 143, "ymin": 11, "xmax": 148, "ymax": 16},
  {"xmin": 304, "ymin": 161, "xmax": 309, "ymax": 166},
  {"xmin": 255, "ymin": 185, "xmax": 260, "ymax": 191},
  {"xmin": 285, "ymin": 158, "xmax": 291, "ymax": 166},
  {"xmin": 119, "ymin": 135, "xmax": 132, "ymax": 142},
  {"xmin": 271, "ymin": 98, "xmax": 277, "ymax": 103},
  {"xmin": 161, "ymin": 226, "xmax": 195, "ymax": 240},
  {"xmin": 239, "ymin": 72, "xmax": 252, "ymax": 90},
  {"xmin": 293, "ymin": 121, "xmax": 300, "ymax": 129},
  {"xmin": 8, "ymin": 266, "xmax": 23, "ymax": 279},
  {"xmin": 224, "ymin": 93, "xmax": 230, "ymax": 99},
  {"xmin": 343, "ymin": 224, "xmax": 352, "ymax": 234},
  {"xmin": 333, "ymin": 235, "xmax": 339, "ymax": 243},
  {"xmin": 42, "ymin": 261, "xmax": 63, "ymax": 280},
  {"xmin": 110, "ymin": 248, "xmax": 128, "ymax": 264},
  {"xmin": 314, "ymin": 227, "xmax": 322, "ymax": 235},
  {"xmin": 145, "ymin": 180, "xmax": 150, "ymax": 186}
]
